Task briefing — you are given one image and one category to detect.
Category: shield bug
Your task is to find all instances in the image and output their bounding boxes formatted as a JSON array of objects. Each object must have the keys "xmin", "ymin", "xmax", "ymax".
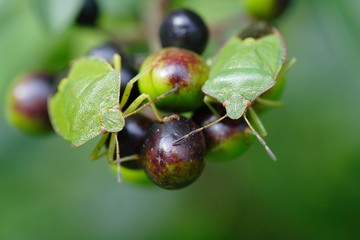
[
  {"xmin": 175, "ymin": 22, "xmax": 296, "ymax": 160},
  {"xmin": 49, "ymin": 54, "xmax": 168, "ymax": 182}
]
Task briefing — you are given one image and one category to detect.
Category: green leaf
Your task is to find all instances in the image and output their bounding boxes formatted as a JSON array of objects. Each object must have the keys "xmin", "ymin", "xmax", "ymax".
[
  {"xmin": 203, "ymin": 31, "xmax": 286, "ymax": 119},
  {"xmin": 30, "ymin": 0, "xmax": 83, "ymax": 34},
  {"xmin": 49, "ymin": 57, "xmax": 123, "ymax": 147}
]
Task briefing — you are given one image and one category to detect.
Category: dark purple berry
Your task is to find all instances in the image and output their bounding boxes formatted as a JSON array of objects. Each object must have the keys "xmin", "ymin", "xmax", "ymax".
[
  {"xmin": 88, "ymin": 43, "xmax": 124, "ymax": 63},
  {"xmin": 140, "ymin": 115, "xmax": 206, "ymax": 190},
  {"xmin": 117, "ymin": 114, "xmax": 153, "ymax": 169},
  {"xmin": 105, "ymin": 114, "xmax": 152, "ymax": 169},
  {"xmin": 107, "ymin": 115, "xmax": 153, "ymax": 185},
  {"xmin": 6, "ymin": 73, "xmax": 55, "ymax": 134},
  {"xmin": 159, "ymin": 9, "xmax": 209, "ymax": 54}
]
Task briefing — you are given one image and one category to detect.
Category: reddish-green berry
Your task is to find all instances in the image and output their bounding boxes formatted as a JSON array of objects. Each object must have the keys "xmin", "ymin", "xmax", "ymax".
[
  {"xmin": 138, "ymin": 47, "xmax": 209, "ymax": 112},
  {"xmin": 6, "ymin": 73, "xmax": 54, "ymax": 134}
]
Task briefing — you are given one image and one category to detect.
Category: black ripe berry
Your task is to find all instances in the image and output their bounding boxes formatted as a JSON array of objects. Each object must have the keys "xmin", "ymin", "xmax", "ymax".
[
  {"xmin": 88, "ymin": 43, "xmax": 124, "ymax": 63},
  {"xmin": 88, "ymin": 43, "xmax": 140, "ymax": 106},
  {"xmin": 117, "ymin": 114, "xmax": 153, "ymax": 169},
  {"xmin": 159, "ymin": 9, "xmax": 209, "ymax": 54},
  {"xmin": 76, "ymin": 0, "xmax": 99, "ymax": 26},
  {"xmin": 140, "ymin": 116, "xmax": 206, "ymax": 190},
  {"xmin": 6, "ymin": 73, "xmax": 55, "ymax": 134}
]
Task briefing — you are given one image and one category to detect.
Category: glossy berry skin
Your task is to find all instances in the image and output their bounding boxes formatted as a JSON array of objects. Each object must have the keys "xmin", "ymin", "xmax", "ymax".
[
  {"xmin": 76, "ymin": 0, "xmax": 99, "ymax": 26},
  {"xmin": 88, "ymin": 43, "xmax": 123, "ymax": 63},
  {"xmin": 138, "ymin": 47, "xmax": 209, "ymax": 112},
  {"xmin": 244, "ymin": 0, "xmax": 292, "ymax": 20},
  {"xmin": 88, "ymin": 43, "xmax": 140, "ymax": 106},
  {"xmin": 140, "ymin": 116, "xmax": 206, "ymax": 190},
  {"xmin": 159, "ymin": 9, "xmax": 209, "ymax": 54},
  {"xmin": 118, "ymin": 114, "xmax": 153, "ymax": 158},
  {"xmin": 192, "ymin": 105, "xmax": 254, "ymax": 161},
  {"xmin": 6, "ymin": 73, "xmax": 54, "ymax": 134},
  {"xmin": 106, "ymin": 114, "xmax": 151, "ymax": 166}
]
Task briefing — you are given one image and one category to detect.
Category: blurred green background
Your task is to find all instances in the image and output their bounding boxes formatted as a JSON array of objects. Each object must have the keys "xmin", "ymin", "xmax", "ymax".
[{"xmin": 1, "ymin": 0, "xmax": 360, "ymax": 239}]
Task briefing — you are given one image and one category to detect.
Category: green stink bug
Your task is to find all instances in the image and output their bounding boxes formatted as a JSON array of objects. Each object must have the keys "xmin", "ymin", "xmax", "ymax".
[
  {"xmin": 48, "ymin": 54, "xmax": 165, "ymax": 182},
  {"xmin": 175, "ymin": 23, "xmax": 296, "ymax": 160}
]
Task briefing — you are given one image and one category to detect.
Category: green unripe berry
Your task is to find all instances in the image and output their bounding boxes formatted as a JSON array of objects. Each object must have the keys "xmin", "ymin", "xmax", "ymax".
[
  {"xmin": 138, "ymin": 47, "xmax": 209, "ymax": 112},
  {"xmin": 244, "ymin": 0, "xmax": 292, "ymax": 20},
  {"xmin": 109, "ymin": 163, "xmax": 152, "ymax": 185}
]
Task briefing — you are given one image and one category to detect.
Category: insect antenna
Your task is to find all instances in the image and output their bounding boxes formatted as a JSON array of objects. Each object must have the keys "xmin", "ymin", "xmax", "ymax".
[
  {"xmin": 243, "ymin": 113, "xmax": 277, "ymax": 161},
  {"xmin": 114, "ymin": 132, "xmax": 122, "ymax": 183},
  {"xmin": 173, "ymin": 114, "xmax": 228, "ymax": 145}
]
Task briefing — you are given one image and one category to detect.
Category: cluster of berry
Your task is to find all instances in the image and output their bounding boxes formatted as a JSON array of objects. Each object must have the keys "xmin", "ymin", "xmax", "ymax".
[
  {"xmin": 103, "ymin": 9, "xmax": 217, "ymax": 189},
  {"xmin": 5, "ymin": 0, "xmax": 294, "ymax": 190}
]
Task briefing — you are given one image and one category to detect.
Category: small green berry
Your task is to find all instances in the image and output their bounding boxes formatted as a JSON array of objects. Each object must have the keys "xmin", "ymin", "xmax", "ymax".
[{"xmin": 244, "ymin": 0, "xmax": 292, "ymax": 20}]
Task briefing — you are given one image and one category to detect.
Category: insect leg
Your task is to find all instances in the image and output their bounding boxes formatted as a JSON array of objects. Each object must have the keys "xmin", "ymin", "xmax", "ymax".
[
  {"xmin": 123, "ymin": 86, "xmax": 180, "ymax": 121},
  {"xmin": 248, "ymin": 107, "xmax": 267, "ymax": 137},
  {"xmin": 255, "ymin": 97, "xmax": 284, "ymax": 108},
  {"xmin": 112, "ymin": 54, "xmax": 121, "ymax": 72},
  {"xmin": 278, "ymin": 57, "xmax": 297, "ymax": 78},
  {"xmin": 173, "ymin": 114, "xmax": 228, "ymax": 145},
  {"xmin": 119, "ymin": 65, "xmax": 152, "ymax": 108},
  {"xmin": 119, "ymin": 54, "xmax": 164, "ymax": 108},
  {"xmin": 107, "ymin": 133, "xmax": 116, "ymax": 164},
  {"xmin": 110, "ymin": 154, "xmax": 139, "ymax": 163},
  {"xmin": 114, "ymin": 133, "xmax": 122, "ymax": 183},
  {"xmin": 204, "ymin": 96, "xmax": 222, "ymax": 118},
  {"xmin": 90, "ymin": 133, "xmax": 110, "ymax": 161}
]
